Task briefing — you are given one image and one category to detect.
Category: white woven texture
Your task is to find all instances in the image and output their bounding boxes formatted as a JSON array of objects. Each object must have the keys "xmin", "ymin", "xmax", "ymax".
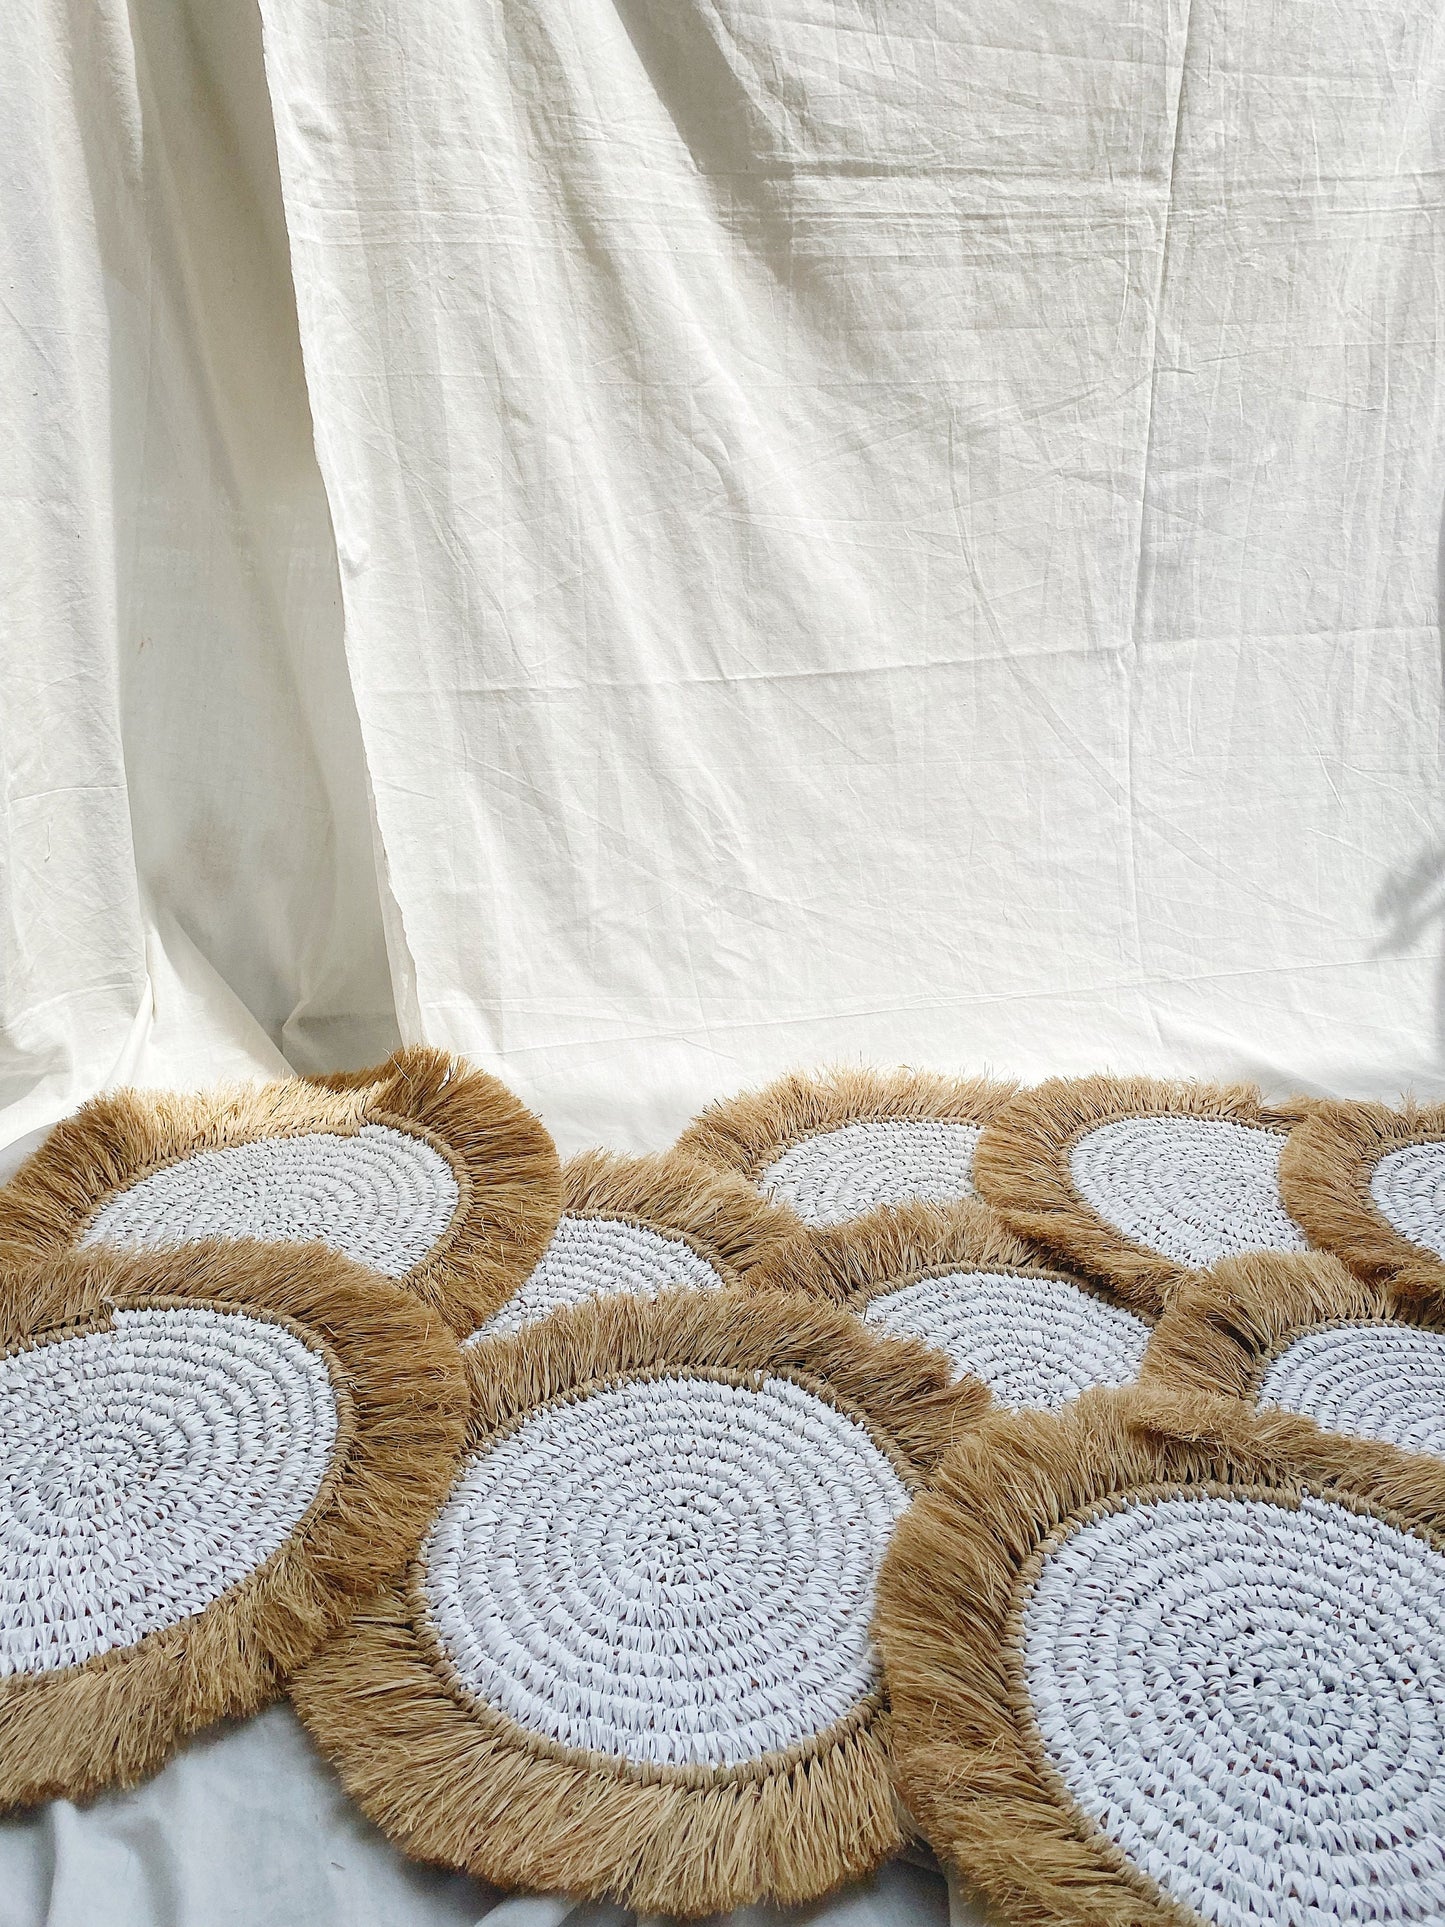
[
  {"xmin": 1370, "ymin": 1142, "xmax": 1445, "ymax": 1260},
  {"xmin": 1260, "ymin": 1322, "xmax": 1445, "ymax": 1460},
  {"xmin": 0, "ymin": 1306, "xmax": 337, "ymax": 1676},
  {"xmin": 862, "ymin": 1270, "xmax": 1148, "ymax": 1411},
  {"xmin": 470, "ymin": 1215, "xmax": 724, "ymax": 1341},
  {"xmin": 1068, "ymin": 1116, "xmax": 1307, "ymax": 1268},
  {"xmin": 760, "ymin": 1120, "xmax": 981, "ymax": 1227},
  {"xmin": 1023, "ymin": 1490, "xmax": 1445, "ymax": 1927},
  {"xmin": 421, "ymin": 1371, "xmax": 909, "ymax": 1769},
  {"xmin": 81, "ymin": 1124, "xmax": 459, "ymax": 1276}
]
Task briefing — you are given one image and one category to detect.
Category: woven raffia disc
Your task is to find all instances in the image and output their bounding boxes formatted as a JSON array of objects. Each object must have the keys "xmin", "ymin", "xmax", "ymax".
[
  {"xmin": 876, "ymin": 1387, "xmax": 1445, "ymax": 1927},
  {"xmin": 675, "ymin": 1067, "xmax": 1018, "ymax": 1230},
  {"xmin": 748, "ymin": 1201, "xmax": 1152, "ymax": 1413},
  {"xmin": 1279, "ymin": 1098, "xmax": 1445, "ymax": 1292},
  {"xmin": 0, "ymin": 1047, "xmax": 560, "ymax": 1336},
  {"xmin": 293, "ymin": 1288, "xmax": 982, "ymax": 1916},
  {"xmin": 468, "ymin": 1148, "xmax": 815, "ymax": 1339},
  {"xmin": 1142, "ymin": 1247, "xmax": 1445, "ymax": 1463},
  {"xmin": 0, "ymin": 1240, "xmax": 466, "ymax": 1808},
  {"xmin": 973, "ymin": 1075, "xmax": 1310, "ymax": 1310}
]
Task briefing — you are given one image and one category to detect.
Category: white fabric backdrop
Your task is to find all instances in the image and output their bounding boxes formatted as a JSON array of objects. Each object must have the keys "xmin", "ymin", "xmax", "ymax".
[
  {"xmin": 5, "ymin": 0, "xmax": 1445, "ymax": 1165},
  {"xmin": 3, "ymin": 0, "xmax": 1445, "ymax": 1920},
  {"xmin": 254, "ymin": 0, "xmax": 1445, "ymax": 1151},
  {"xmin": 2, "ymin": 0, "xmax": 397, "ymax": 1150}
]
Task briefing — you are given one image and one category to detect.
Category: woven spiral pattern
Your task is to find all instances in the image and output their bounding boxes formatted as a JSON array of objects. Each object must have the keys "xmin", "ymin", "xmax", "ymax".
[
  {"xmin": 1370, "ymin": 1143, "xmax": 1445, "ymax": 1261},
  {"xmin": 472, "ymin": 1216, "xmax": 723, "ymax": 1341},
  {"xmin": 1259, "ymin": 1322, "xmax": 1445, "ymax": 1459},
  {"xmin": 1022, "ymin": 1490, "xmax": 1445, "ymax": 1927},
  {"xmin": 761, "ymin": 1121, "xmax": 981, "ymax": 1227},
  {"xmin": 0, "ymin": 1306, "xmax": 336, "ymax": 1676},
  {"xmin": 863, "ymin": 1271, "xmax": 1148, "ymax": 1411},
  {"xmin": 1068, "ymin": 1117, "xmax": 1306, "ymax": 1268},
  {"xmin": 421, "ymin": 1371, "xmax": 909, "ymax": 1769},
  {"xmin": 81, "ymin": 1125, "xmax": 459, "ymax": 1277}
]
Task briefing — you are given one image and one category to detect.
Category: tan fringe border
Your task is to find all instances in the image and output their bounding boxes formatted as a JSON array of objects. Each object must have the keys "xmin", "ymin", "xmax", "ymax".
[
  {"xmin": 0, "ymin": 1046, "xmax": 561, "ymax": 1336},
  {"xmin": 0, "ymin": 1239, "xmax": 467, "ymax": 1809},
  {"xmin": 552, "ymin": 1147, "xmax": 821, "ymax": 1290},
  {"xmin": 972, "ymin": 1075, "xmax": 1310, "ymax": 1311},
  {"xmin": 1279, "ymin": 1099, "xmax": 1445, "ymax": 1294},
  {"xmin": 292, "ymin": 1287, "xmax": 986, "ymax": 1916},
  {"xmin": 874, "ymin": 1384, "xmax": 1445, "ymax": 1927},
  {"xmin": 745, "ymin": 1198, "xmax": 1138, "ymax": 1330},
  {"xmin": 1140, "ymin": 1247, "xmax": 1445, "ymax": 1407},
  {"xmin": 675, "ymin": 1065, "xmax": 1019, "ymax": 1194}
]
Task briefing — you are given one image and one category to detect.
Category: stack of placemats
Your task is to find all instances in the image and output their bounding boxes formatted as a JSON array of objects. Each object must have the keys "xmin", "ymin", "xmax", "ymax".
[
  {"xmin": 0, "ymin": 1046, "xmax": 559, "ymax": 1803},
  {"xmin": 4, "ymin": 1057, "xmax": 1445, "ymax": 1926}
]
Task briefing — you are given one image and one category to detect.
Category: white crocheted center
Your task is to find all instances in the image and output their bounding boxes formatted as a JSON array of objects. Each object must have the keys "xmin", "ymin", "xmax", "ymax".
[
  {"xmin": 1023, "ymin": 1492, "xmax": 1445, "ymax": 1927},
  {"xmin": 1370, "ymin": 1142, "xmax": 1445, "ymax": 1260},
  {"xmin": 863, "ymin": 1270, "xmax": 1149, "ymax": 1411},
  {"xmin": 421, "ymin": 1371, "xmax": 909, "ymax": 1769},
  {"xmin": 1260, "ymin": 1322, "xmax": 1445, "ymax": 1459},
  {"xmin": 81, "ymin": 1124, "xmax": 459, "ymax": 1277},
  {"xmin": 1068, "ymin": 1116, "xmax": 1306, "ymax": 1268},
  {"xmin": 0, "ymin": 1307, "xmax": 337, "ymax": 1676},
  {"xmin": 471, "ymin": 1215, "xmax": 724, "ymax": 1341},
  {"xmin": 760, "ymin": 1120, "xmax": 981, "ymax": 1227}
]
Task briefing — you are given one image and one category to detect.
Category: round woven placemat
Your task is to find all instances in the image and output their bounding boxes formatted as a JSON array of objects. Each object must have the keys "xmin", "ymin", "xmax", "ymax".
[
  {"xmin": 675, "ymin": 1067, "xmax": 1018, "ymax": 1231},
  {"xmin": 0, "ymin": 1047, "xmax": 560, "ymax": 1336},
  {"xmin": 973, "ymin": 1075, "xmax": 1310, "ymax": 1309},
  {"xmin": 748, "ymin": 1200, "xmax": 1151, "ymax": 1413},
  {"xmin": 0, "ymin": 1239, "xmax": 466, "ymax": 1808},
  {"xmin": 293, "ymin": 1287, "xmax": 982, "ymax": 1916},
  {"xmin": 1279, "ymin": 1097, "xmax": 1445, "ymax": 1292},
  {"xmin": 468, "ymin": 1148, "xmax": 813, "ymax": 1339},
  {"xmin": 1143, "ymin": 1247, "xmax": 1445, "ymax": 1462},
  {"xmin": 876, "ymin": 1387, "xmax": 1445, "ymax": 1927}
]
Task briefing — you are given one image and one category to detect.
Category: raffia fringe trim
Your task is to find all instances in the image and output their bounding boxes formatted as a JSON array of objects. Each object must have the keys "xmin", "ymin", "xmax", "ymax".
[
  {"xmin": 1279, "ymin": 1097, "xmax": 1445, "ymax": 1295},
  {"xmin": 0, "ymin": 1239, "xmax": 466, "ymax": 1808},
  {"xmin": 0, "ymin": 1046, "xmax": 561, "ymax": 1336},
  {"xmin": 745, "ymin": 1197, "xmax": 1136, "ymax": 1323},
  {"xmin": 556, "ymin": 1147, "xmax": 815, "ymax": 1285},
  {"xmin": 973, "ymin": 1074, "xmax": 1308, "ymax": 1310},
  {"xmin": 675, "ymin": 1065, "xmax": 1019, "ymax": 1186},
  {"xmin": 875, "ymin": 1384, "xmax": 1445, "ymax": 1927},
  {"xmin": 294, "ymin": 1287, "xmax": 983, "ymax": 1915},
  {"xmin": 1141, "ymin": 1247, "xmax": 1445, "ymax": 1404}
]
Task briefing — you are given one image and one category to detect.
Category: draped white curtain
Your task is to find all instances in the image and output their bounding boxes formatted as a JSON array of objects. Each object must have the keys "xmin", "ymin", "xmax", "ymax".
[
  {"xmin": 7, "ymin": 0, "xmax": 1445, "ymax": 1172},
  {"xmin": 3, "ymin": 0, "xmax": 398, "ymax": 1147},
  {"xmin": 3, "ymin": 0, "xmax": 1445, "ymax": 1917}
]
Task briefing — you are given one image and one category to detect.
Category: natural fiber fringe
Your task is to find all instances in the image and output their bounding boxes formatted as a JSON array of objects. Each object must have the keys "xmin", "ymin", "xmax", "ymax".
[
  {"xmin": 461, "ymin": 1285, "xmax": 987, "ymax": 1471},
  {"xmin": 557, "ymin": 1147, "xmax": 817, "ymax": 1287},
  {"xmin": 0, "ymin": 1046, "xmax": 562, "ymax": 1336},
  {"xmin": 298, "ymin": 1590, "xmax": 906, "ymax": 1917},
  {"xmin": 745, "ymin": 1198, "xmax": 1135, "ymax": 1324},
  {"xmin": 874, "ymin": 1385, "xmax": 1445, "ymax": 1927},
  {"xmin": 0, "ymin": 1239, "xmax": 467, "ymax": 1809},
  {"xmin": 294, "ymin": 1288, "xmax": 983, "ymax": 1916},
  {"xmin": 973, "ymin": 1074, "xmax": 1309, "ymax": 1311},
  {"xmin": 1141, "ymin": 1248, "xmax": 1445, "ymax": 1405},
  {"xmin": 675, "ymin": 1065, "xmax": 1020, "ymax": 1186},
  {"xmin": 1279, "ymin": 1098, "xmax": 1445, "ymax": 1295}
]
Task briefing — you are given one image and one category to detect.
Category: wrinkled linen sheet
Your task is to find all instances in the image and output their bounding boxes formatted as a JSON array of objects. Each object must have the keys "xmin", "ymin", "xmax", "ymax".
[
  {"xmin": 3, "ymin": 0, "xmax": 1445, "ymax": 1919},
  {"xmin": 6, "ymin": 0, "xmax": 1445, "ymax": 1162}
]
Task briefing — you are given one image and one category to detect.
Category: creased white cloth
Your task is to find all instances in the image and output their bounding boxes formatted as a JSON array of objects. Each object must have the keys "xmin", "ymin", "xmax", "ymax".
[
  {"xmin": 1, "ymin": 0, "xmax": 397, "ymax": 1154},
  {"xmin": 6, "ymin": 0, "xmax": 1445, "ymax": 1165},
  {"xmin": 0, "ymin": 1700, "xmax": 967, "ymax": 1927},
  {"xmin": 3, "ymin": 0, "xmax": 1445, "ymax": 1920},
  {"xmin": 256, "ymin": 0, "xmax": 1445, "ymax": 1153}
]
